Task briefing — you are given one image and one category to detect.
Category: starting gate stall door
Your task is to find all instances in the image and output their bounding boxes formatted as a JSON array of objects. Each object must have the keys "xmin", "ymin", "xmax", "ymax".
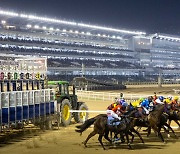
[
  {"xmin": 34, "ymin": 91, "xmax": 40, "ymax": 117},
  {"xmin": 22, "ymin": 92, "xmax": 28, "ymax": 120},
  {"xmin": 0, "ymin": 81, "xmax": 4, "ymax": 92},
  {"xmin": 9, "ymin": 92, "xmax": 16, "ymax": 122},
  {"xmin": 12, "ymin": 81, "xmax": 17, "ymax": 91},
  {"xmin": 1, "ymin": 92, "xmax": 9, "ymax": 124},
  {"xmin": 40, "ymin": 90, "xmax": 45, "ymax": 116},
  {"xmin": 45, "ymin": 90, "xmax": 50, "ymax": 115},
  {"xmin": 3, "ymin": 81, "xmax": 12, "ymax": 92},
  {"xmin": 28, "ymin": 91, "xmax": 34, "ymax": 119},
  {"xmin": 16, "ymin": 92, "xmax": 22, "ymax": 121},
  {"xmin": 50, "ymin": 89, "xmax": 55, "ymax": 114}
]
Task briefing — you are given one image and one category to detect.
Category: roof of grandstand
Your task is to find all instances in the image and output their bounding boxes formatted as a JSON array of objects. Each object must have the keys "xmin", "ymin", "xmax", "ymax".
[{"xmin": 0, "ymin": 8, "xmax": 146, "ymax": 38}]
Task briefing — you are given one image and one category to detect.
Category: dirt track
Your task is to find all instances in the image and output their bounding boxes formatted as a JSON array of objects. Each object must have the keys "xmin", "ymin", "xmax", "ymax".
[{"xmin": 0, "ymin": 86, "xmax": 180, "ymax": 154}]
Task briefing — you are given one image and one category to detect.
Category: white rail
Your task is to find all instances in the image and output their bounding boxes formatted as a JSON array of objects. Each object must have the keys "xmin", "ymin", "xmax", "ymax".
[
  {"xmin": 76, "ymin": 90, "xmax": 150, "ymax": 102},
  {"xmin": 76, "ymin": 90, "xmax": 173, "ymax": 102}
]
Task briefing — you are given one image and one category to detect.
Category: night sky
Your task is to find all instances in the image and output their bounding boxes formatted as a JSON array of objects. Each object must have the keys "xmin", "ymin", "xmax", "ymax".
[{"xmin": 0, "ymin": 0, "xmax": 180, "ymax": 35}]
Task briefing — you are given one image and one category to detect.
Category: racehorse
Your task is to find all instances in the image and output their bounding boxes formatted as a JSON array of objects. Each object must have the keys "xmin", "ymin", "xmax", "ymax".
[
  {"xmin": 75, "ymin": 110, "xmax": 144, "ymax": 150},
  {"xmin": 147, "ymin": 104, "xmax": 177, "ymax": 142},
  {"xmin": 168, "ymin": 109, "xmax": 180, "ymax": 129}
]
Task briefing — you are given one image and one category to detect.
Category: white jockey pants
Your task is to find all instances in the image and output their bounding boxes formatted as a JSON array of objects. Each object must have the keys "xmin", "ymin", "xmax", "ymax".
[{"xmin": 106, "ymin": 110, "xmax": 121, "ymax": 120}]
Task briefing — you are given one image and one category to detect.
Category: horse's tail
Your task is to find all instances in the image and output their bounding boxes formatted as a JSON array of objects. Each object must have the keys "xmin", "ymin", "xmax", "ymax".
[
  {"xmin": 75, "ymin": 114, "xmax": 106, "ymax": 134},
  {"xmin": 75, "ymin": 117, "xmax": 96, "ymax": 134}
]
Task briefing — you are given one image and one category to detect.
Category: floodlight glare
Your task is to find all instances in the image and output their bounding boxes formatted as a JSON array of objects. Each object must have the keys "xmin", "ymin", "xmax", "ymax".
[
  {"xmin": 49, "ymin": 27, "xmax": 54, "ymax": 30},
  {"xmin": 1, "ymin": 20, "xmax": 6, "ymax": 24},
  {"xmin": 20, "ymin": 14, "xmax": 28, "ymax": 18},
  {"xmin": 0, "ymin": 10, "xmax": 18, "ymax": 16},
  {"xmin": 158, "ymin": 35, "xmax": 180, "ymax": 41},
  {"xmin": 26, "ymin": 24, "xmax": 32, "ymax": 28},
  {"xmin": 42, "ymin": 26, "xmax": 47, "ymax": 29},
  {"xmin": 0, "ymin": 9, "xmax": 146, "ymax": 35},
  {"xmin": 34, "ymin": 25, "xmax": 39, "ymax": 29}
]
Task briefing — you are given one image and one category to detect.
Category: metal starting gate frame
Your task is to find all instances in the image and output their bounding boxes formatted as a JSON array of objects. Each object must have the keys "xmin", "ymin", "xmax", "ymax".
[{"xmin": 0, "ymin": 89, "xmax": 56, "ymax": 132}]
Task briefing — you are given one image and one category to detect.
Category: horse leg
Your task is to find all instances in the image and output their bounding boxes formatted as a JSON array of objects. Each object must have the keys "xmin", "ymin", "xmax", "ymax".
[
  {"xmin": 147, "ymin": 126, "xmax": 152, "ymax": 137},
  {"xmin": 104, "ymin": 130, "xmax": 112, "ymax": 144},
  {"xmin": 83, "ymin": 130, "xmax": 97, "ymax": 147},
  {"xmin": 120, "ymin": 132, "xmax": 125, "ymax": 143},
  {"xmin": 131, "ymin": 127, "xmax": 144, "ymax": 143},
  {"xmin": 98, "ymin": 134, "xmax": 106, "ymax": 150},
  {"xmin": 164, "ymin": 123, "xmax": 178, "ymax": 138},
  {"xmin": 162, "ymin": 126, "xmax": 170, "ymax": 138},
  {"xmin": 157, "ymin": 126, "xmax": 165, "ymax": 143},
  {"xmin": 125, "ymin": 132, "xmax": 132, "ymax": 149},
  {"xmin": 127, "ymin": 131, "xmax": 134, "ymax": 143}
]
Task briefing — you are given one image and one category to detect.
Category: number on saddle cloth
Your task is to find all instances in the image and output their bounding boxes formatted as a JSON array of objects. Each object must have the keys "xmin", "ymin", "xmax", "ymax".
[{"xmin": 107, "ymin": 116, "xmax": 121, "ymax": 126}]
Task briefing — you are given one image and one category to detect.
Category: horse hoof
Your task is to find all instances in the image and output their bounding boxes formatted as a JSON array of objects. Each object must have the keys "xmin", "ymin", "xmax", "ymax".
[
  {"xmin": 163, "ymin": 141, "xmax": 167, "ymax": 144},
  {"xmin": 167, "ymin": 134, "xmax": 170, "ymax": 138}
]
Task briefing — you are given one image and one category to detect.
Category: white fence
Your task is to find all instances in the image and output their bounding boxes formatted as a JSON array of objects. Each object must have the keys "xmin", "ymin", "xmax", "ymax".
[
  {"xmin": 76, "ymin": 90, "xmax": 151, "ymax": 103},
  {"xmin": 76, "ymin": 90, "xmax": 176, "ymax": 103}
]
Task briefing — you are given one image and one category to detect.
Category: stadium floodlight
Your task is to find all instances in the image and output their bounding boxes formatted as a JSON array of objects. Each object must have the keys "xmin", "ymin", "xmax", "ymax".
[
  {"xmin": 78, "ymin": 23, "xmax": 146, "ymax": 35},
  {"xmin": 42, "ymin": 26, "xmax": 47, "ymax": 30},
  {"xmin": 0, "ymin": 9, "xmax": 146, "ymax": 35},
  {"xmin": 1, "ymin": 20, "xmax": 6, "ymax": 24},
  {"xmin": 81, "ymin": 31, "xmax": 85, "ymax": 34},
  {"xmin": 34, "ymin": 25, "xmax": 39, "ymax": 29},
  {"xmin": 56, "ymin": 28, "xmax": 60, "ymax": 31},
  {"xmin": 69, "ymin": 30, "xmax": 73, "ymax": 33},
  {"xmin": 112, "ymin": 35, "xmax": 116, "ymax": 38},
  {"xmin": 26, "ymin": 24, "xmax": 32, "ymax": 28},
  {"xmin": 86, "ymin": 32, "xmax": 91, "ymax": 35},
  {"xmin": 49, "ymin": 27, "xmax": 54, "ymax": 31},
  {"xmin": 20, "ymin": 14, "xmax": 28, "ymax": 18},
  {"xmin": 97, "ymin": 34, "xmax": 101, "ymax": 36},
  {"xmin": 102, "ymin": 34, "xmax": 106, "ymax": 37},
  {"xmin": 158, "ymin": 35, "xmax": 180, "ymax": 41},
  {"xmin": 75, "ymin": 30, "xmax": 79, "ymax": 34},
  {"xmin": 62, "ymin": 29, "xmax": 66, "ymax": 32},
  {"xmin": 0, "ymin": 10, "xmax": 18, "ymax": 16}
]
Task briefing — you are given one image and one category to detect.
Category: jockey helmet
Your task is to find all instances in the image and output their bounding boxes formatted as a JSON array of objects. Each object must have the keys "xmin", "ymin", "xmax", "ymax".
[
  {"xmin": 168, "ymin": 95, "xmax": 172, "ymax": 100},
  {"xmin": 114, "ymin": 97, "xmax": 118, "ymax": 103},
  {"xmin": 174, "ymin": 96, "xmax": 179, "ymax": 100},
  {"xmin": 122, "ymin": 101, "xmax": 128, "ymax": 107},
  {"xmin": 148, "ymin": 96, "xmax": 153, "ymax": 102},
  {"xmin": 159, "ymin": 96, "xmax": 164, "ymax": 101},
  {"xmin": 120, "ymin": 99, "xmax": 125, "ymax": 105},
  {"xmin": 139, "ymin": 98, "xmax": 144, "ymax": 102}
]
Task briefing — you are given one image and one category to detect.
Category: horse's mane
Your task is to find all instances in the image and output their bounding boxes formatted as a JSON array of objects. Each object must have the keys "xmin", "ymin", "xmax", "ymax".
[{"xmin": 150, "ymin": 104, "xmax": 164, "ymax": 117}]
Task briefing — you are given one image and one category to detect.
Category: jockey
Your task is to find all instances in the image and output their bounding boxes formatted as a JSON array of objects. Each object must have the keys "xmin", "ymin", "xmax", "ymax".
[
  {"xmin": 163, "ymin": 97, "xmax": 172, "ymax": 114},
  {"xmin": 154, "ymin": 96, "xmax": 164, "ymax": 105},
  {"xmin": 131, "ymin": 98, "xmax": 144, "ymax": 108},
  {"xmin": 140, "ymin": 96, "xmax": 153, "ymax": 114},
  {"xmin": 171, "ymin": 96, "xmax": 179, "ymax": 110},
  {"xmin": 153, "ymin": 92, "xmax": 158, "ymax": 102},
  {"xmin": 106, "ymin": 101, "xmax": 121, "ymax": 120}
]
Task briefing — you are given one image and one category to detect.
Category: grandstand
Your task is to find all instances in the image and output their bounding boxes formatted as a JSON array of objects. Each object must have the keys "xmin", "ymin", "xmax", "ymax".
[{"xmin": 0, "ymin": 9, "xmax": 180, "ymax": 83}]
